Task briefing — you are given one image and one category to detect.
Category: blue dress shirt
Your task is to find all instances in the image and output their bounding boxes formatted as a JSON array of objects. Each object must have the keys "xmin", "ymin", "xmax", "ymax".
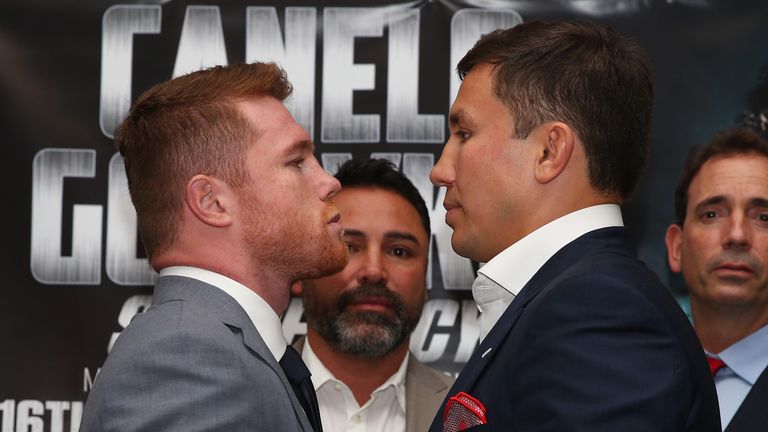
[{"xmin": 708, "ymin": 323, "xmax": 768, "ymax": 430}]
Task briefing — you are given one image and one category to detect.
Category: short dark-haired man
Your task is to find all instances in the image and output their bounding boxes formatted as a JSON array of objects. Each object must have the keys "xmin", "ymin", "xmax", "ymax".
[
  {"xmin": 80, "ymin": 63, "xmax": 347, "ymax": 431},
  {"xmin": 666, "ymin": 128, "xmax": 768, "ymax": 432},
  {"xmin": 429, "ymin": 20, "xmax": 720, "ymax": 431},
  {"xmin": 294, "ymin": 158, "xmax": 452, "ymax": 432}
]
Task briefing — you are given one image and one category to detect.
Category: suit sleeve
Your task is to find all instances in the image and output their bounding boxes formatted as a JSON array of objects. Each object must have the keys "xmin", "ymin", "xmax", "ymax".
[{"xmin": 508, "ymin": 272, "xmax": 689, "ymax": 432}]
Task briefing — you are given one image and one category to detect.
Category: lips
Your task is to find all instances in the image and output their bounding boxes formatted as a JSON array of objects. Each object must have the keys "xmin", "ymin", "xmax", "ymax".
[
  {"xmin": 442, "ymin": 199, "xmax": 461, "ymax": 227},
  {"xmin": 351, "ymin": 297, "xmax": 392, "ymax": 307},
  {"xmin": 443, "ymin": 201, "xmax": 460, "ymax": 211},
  {"xmin": 714, "ymin": 262, "xmax": 754, "ymax": 274},
  {"xmin": 348, "ymin": 297, "xmax": 394, "ymax": 313}
]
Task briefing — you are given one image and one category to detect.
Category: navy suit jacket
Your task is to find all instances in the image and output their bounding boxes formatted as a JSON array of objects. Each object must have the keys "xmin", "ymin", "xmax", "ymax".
[
  {"xmin": 429, "ymin": 227, "xmax": 720, "ymax": 432},
  {"xmin": 724, "ymin": 364, "xmax": 768, "ymax": 432}
]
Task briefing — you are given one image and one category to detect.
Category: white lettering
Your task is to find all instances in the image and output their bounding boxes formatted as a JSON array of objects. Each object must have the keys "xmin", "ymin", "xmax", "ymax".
[
  {"xmin": 16, "ymin": 400, "xmax": 44, "ymax": 432},
  {"xmin": 106, "ymin": 153, "xmax": 155, "ymax": 285},
  {"xmin": 83, "ymin": 368, "xmax": 100, "ymax": 393},
  {"xmin": 449, "ymin": 9, "xmax": 522, "ymax": 106},
  {"xmin": 410, "ymin": 299, "xmax": 459, "ymax": 362},
  {"xmin": 0, "ymin": 400, "xmax": 14, "ymax": 432},
  {"xmin": 31, "ymin": 149, "xmax": 102, "ymax": 285},
  {"xmin": 45, "ymin": 401, "xmax": 68, "ymax": 432},
  {"xmin": 246, "ymin": 7, "xmax": 317, "ymax": 137},
  {"xmin": 100, "ymin": 5, "xmax": 161, "ymax": 138},
  {"xmin": 387, "ymin": 7, "xmax": 444, "ymax": 142},
  {"xmin": 321, "ymin": 8, "xmax": 383, "ymax": 142},
  {"xmin": 172, "ymin": 6, "xmax": 228, "ymax": 77}
]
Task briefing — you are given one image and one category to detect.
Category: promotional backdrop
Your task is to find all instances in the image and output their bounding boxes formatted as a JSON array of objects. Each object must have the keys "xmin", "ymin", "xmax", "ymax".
[{"xmin": 2, "ymin": 0, "xmax": 768, "ymax": 430}]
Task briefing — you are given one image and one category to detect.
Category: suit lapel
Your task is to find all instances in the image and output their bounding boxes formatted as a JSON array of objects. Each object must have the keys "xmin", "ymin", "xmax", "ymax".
[
  {"xmin": 725, "ymin": 364, "xmax": 768, "ymax": 432},
  {"xmin": 405, "ymin": 357, "xmax": 452, "ymax": 432}
]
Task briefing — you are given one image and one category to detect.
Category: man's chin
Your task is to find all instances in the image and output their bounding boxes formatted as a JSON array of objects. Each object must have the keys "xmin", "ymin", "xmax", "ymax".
[
  {"xmin": 323, "ymin": 240, "xmax": 349, "ymax": 273},
  {"xmin": 451, "ymin": 235, "xmax": 475, "ymax": 261},
  {"xmin": 299, "ymin": 240, "xmax": 348, "ymax": 280}
]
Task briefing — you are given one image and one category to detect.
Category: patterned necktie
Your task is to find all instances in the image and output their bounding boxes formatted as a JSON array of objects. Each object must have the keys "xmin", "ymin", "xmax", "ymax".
[
  {"xmin": 279, "ymin": 346, "xmax": 323, "ymax": 432},
  {"xmin": 472, "ymin": 273, "xmax": 515, "ymax": 343},
  {"xmin": 707, "ymin": 356, "xmax": 727, "ymax": 376}
]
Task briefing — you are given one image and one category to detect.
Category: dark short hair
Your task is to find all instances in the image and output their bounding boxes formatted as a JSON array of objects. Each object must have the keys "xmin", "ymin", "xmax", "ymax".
[
  {"xmin": 674, "ymin": 127, "xmax": 768, "ymax": 226},
  {"xmin": 115, "ymin": 62, "xmax": 291, "ymax": 259},
  {"xmin": 334, "ymin": 159, "xmax": 430, "ymax": 238},
  {"xmin": 457, "ymin": 20, "xmax": 653, "ymax": 199}
]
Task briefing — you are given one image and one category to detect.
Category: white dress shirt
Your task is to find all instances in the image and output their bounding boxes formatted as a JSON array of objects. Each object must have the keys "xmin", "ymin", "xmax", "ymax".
[
  {"xmin": 708, "ymin": 323, "xmax": 768, "ymax": 430},
  {"xmin": 159, "ymin": 266, "xmax": 287, "ymax": 361},
  {"xmin": 301, "ymin": 338, "xmax": 407, "ymax": 432},
  {"xmin": 475, "ymin": 204, "xmax": 625, "ymax": 341}
]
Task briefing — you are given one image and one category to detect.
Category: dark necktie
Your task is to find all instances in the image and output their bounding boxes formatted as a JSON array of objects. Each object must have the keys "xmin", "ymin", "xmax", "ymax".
[
  {"xmin": 279, "ymin": 346, "xmax": 323, "ymax": 432},
  {"xmin": 707, "ymin": 356, "xmax": 727, "ymax": 376}
]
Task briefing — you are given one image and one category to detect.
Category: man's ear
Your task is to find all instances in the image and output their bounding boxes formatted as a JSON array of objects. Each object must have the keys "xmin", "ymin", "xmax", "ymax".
[
  {"xmin": 665, "ymin": 224, "xmax": 684, "ymax": 273},
  {"xmin": 186, "ymin": 175, "xmax": 233, "ymax": 227},
  {"xmin": 533, "ymin": 122, "xmax": 575, "ymax": 185}
]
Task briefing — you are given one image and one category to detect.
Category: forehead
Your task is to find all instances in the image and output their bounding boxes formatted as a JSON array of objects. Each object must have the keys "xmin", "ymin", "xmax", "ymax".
[
  {"xmin": 688, "ymin": 154, "xmax": 768, "ymax": 204},
  {"xmin": 450, "ymin": 63, "xmax": 507, "ymax": 124},
  {"xmin": 335, "ymin": 187, "xmax": 428, "ymax": 240},
  {"xmin": 237, "ymin": 96, "xmax": 310, "ymax": 147}
]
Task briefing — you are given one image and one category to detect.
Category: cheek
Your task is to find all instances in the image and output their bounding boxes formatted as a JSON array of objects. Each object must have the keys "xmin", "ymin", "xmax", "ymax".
[
  {"xmin": 391, "ymin": 267, "xmax": 427, "ymax": 301},
  {"xmin": 682, "ymin": 232, "xmax": 718, "ymax": 262}
]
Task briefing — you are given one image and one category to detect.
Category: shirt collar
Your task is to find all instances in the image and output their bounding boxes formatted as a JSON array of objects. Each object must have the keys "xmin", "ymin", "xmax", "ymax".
[
  {"xmin": 159, "ymin": 266, "xmax": 287, "ymax": 361},
  {"xmin": 716, "ymin": 323, "xmax": 768, "ymax": 385},
  {"xmin": 479, "ymin": 204, "xmax": 624, "ymax": 295},
  {"xmin": 302, "ymin": 337, "xmax": 409, "ymax": 412}
]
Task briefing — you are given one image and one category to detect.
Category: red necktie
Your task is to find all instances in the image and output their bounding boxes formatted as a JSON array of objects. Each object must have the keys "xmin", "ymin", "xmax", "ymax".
[{"xmin": 707, "ymin": 356, "xmax": 727, "ymax": 376}]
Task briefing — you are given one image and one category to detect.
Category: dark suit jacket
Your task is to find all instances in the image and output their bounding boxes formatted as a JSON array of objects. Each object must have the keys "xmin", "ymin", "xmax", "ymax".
[
  {"xmin": 429, "ymin": 227, "xmax": 721, "ymax": 432},
  {"xmin": 80, "ymin": 276, "xmax": 313, "ymax": 432},
  {"xmin": 725, "ymin": 364, "xmax": 768, "ymax": 432}
]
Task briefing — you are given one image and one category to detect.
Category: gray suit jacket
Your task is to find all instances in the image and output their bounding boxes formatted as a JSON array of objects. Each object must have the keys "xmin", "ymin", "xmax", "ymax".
[
  {"xmin": 294, "ymin": 336, "xmax": 452, "ymax": 432},
  {"xmin": 80, "ymin": 276, "xmax": 313, "ymax": 432}
]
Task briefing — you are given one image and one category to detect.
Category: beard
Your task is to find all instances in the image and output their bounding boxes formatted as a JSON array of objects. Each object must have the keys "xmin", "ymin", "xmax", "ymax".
[
  {"xmin": 302, "ymin": 282, "xmax": 424, "ymax": 358},
  {"xmin": 239, "ymin": 188, "xmax": 348, "ymax": 280}
]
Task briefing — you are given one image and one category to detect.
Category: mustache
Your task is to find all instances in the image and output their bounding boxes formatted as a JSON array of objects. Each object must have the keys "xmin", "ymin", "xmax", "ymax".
[
  {"xmin": 337, "ymin": 282, "xmax": 405, "ymax": 313},
  {"xmin": 706, "ymin": 250, "xmax": 763, "ymax": 274}
]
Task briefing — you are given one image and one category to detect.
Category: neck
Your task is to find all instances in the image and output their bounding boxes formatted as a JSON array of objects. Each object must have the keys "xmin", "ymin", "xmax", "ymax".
[
  {"xmin": 307, "ymin": 330, "xmax": 408, "ymax": 406},
  {"xmin": 153, "ymin": 249, "xmax": 292, "ymax": 315},
  {"xmin": 692, "ymin": 300, "xmax": 768, "ymax": 353}
]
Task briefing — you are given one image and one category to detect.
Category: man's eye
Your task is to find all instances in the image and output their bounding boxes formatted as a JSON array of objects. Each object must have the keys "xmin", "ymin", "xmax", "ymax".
[
  {"xmin": 346, "ymin": 243, "xmax": 359, "ymax": 253},
  {"xmin": 389, "ymin": 247, "xmax": 410, "ymax": 258}
]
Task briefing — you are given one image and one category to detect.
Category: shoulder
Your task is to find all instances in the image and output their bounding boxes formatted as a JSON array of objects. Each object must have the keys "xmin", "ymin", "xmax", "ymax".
[
  {"xmin": 534, "ymin": 237, "xmax": 681, "ymax": 325},
  {"xmin": 407, "ymin": 355, "xmax": 454, "ymax": 391},
  {"xmin": 81, "ymin": 296, "xmax": 298, "ymax": 431}
]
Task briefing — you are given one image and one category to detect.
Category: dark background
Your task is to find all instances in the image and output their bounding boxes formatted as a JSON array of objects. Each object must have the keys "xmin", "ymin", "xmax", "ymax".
[{"xmin": 2, "ymin": 1, "xmax": 767, "ymax": 426}]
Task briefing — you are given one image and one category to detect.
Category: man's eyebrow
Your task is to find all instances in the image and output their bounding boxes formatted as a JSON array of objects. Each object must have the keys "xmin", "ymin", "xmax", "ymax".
[
  {"xmin": 751, "ymin": 197, "xmax": 768, "ymax": 208},
  {"xmin": 693, "ymin": 195, "xmax": 727, "ymax": 212},
  {"xmin": 342, "ymin": 229, "xmax": 366, "ymax": 239},
  {"xmin": 384, "ymin": 231, "xmax": 421, "ymax": 246},
  {"xmin": 449, "ymin": 109, "xmax": 465, "ymax": 128},
  {"xmin": 342, "ymin": 230, "xmax": 421, "ymax": 246},
  {"xmin": 285, "ymin": 139, "xmax": 314, "ymax": 155}
]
